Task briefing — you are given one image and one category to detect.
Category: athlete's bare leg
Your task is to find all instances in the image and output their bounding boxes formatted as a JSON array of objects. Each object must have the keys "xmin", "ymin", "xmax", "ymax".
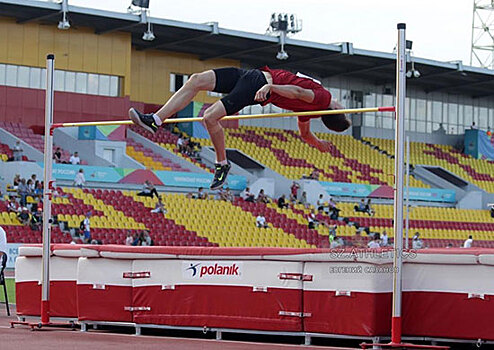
[
  {"xmin": 155, "ymin": 70, "xmax": 216, "ymax": 121},
  {"xmin": 203, "ymin": 101, "xmax": 228, "ymax": 162}
]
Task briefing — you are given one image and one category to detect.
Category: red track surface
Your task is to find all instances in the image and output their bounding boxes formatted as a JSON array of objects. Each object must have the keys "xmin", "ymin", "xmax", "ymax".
[{"xmin": 0, "ymin": 308, "xmax": 356, "ymax": 350}]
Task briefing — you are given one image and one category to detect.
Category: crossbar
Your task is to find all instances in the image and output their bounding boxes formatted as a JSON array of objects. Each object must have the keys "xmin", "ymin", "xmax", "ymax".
[{"xmin": 51, "ymin": 106, "xmax": 395, "ymax": 129}]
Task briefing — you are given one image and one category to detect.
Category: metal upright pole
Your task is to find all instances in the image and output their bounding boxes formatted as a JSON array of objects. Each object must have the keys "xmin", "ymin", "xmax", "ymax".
[
  {"xmin": 405, "ymin": 136, "xmax": 410, "ymax": 249},
  {"xmin": 391, "ymin": 23, "xmax": 406, "ymax": 345},
  {"xmin": 41, "ymin": 54, "xmax": 55, "ymax": 325}
]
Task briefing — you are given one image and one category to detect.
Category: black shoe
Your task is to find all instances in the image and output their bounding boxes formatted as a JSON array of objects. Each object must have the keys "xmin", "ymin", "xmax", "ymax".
[
  {"xmin": 210, "ymin": 162, "xmax": 231, "ymax": 190},
  {"xmin": 129, "ymin": 108, "xmax": 158, "ymax": 134}
]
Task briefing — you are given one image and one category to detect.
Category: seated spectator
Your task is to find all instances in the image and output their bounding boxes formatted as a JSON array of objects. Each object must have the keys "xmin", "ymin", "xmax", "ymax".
[
  {"xmin": 17, "ymin": 207, "xmax": 30, "ymax": 225},
  {"xmin": 317, "ymin": 194, "xmax": 326, "ymax": 211},
  {"xmin": 137, "ymin": 180, "xmax": 159, "ymax": 199},
  {"xmin": 197, "ymin": 187, "xmax": 208, "ymax": 200},
  {"xmin": 412, "ymin": 232, "xmax": 424, "ymax": 249},
  {"xmin": 380, "ymin": 230, "xmax": 389, "ymax": 247},
  {"xmin": 13, "ymin": 174, "xmax": 21, "ymax": 189},
  {"xmin": 150, "ymin": 198, "xmax": 167, "ymax": 214},
  {"xmin": 53, "ymin": 147, "xmax": 62, "ymax": 163},
  {"xmin": 241, "ymin": 187, "xmax": 255, "ymax": 202},
  {"xmin": 463, "ymin": 235, "xmax": 473, "ymax": 248},
  {"xmin": 299, "ymin": 191, "xmax": 309, "ymax": 208},
  {"xmin": 34, "ymin": 181, "xmax": 43, "ymax": 199},
  {"xmin": 277, "ymin": 194, "xmax": 289, "ymax": 209},
  {"xmin": 69, "ymin": 151, "xmax": 81, "ymax": 165},
  {"xmin": 27, "ymin": 179, "xmax": 35, "ymax": 194},
  {"xmin": 308, "ymin": 209, "xmax": 318, "ymax": 229},
  {"xmin": 125, "ymin": 231, "xmax": 134, "ymax": 245},
  {"xmin": 290, "ymin": 182, "xmax": 300, "ymax": 203},
  {"xmin": 13, "ymin": 141, "xmax": 23, "ymax": 161},
  {"xmin": 140, "ymin": 231, "xmax": 153, "ymax": 246},
  {"xmin": 367, "ymin": 233, "xmax": 381, "ymax": 249},
  {"xmin": 489, "ymin": 203, "xmax": 494, "ymax": 218},
  {"xmin": 74, "ymin": 168, "xmax": 86, "ymax": 188},
  {"xmin": 219, "ymin": 187, "xmax": 234, "ymax": 202},
  {"xmin": 256, "ymin": 189, "xmax": 270, "ymax": 204},
  {"xmin": 177, "ymin": 134, "xmax": 187, "ymax": 153},
  {"xmin": 256, "ymin": 214, "xmax": 268, "ymax": 228},
  {"xmin": 30, "ymin": 208, "xmax": 42, "ymax": 231},
  {"xmin": 7, "ymin": 198, "xmax": 19, "ymax": 213},
  {"xmin": 81, "ymin": 212, "xmax": 92, "ymax": 244},
  {"xmin": 330, "ymin": 236, "xmax": 344, "ymax": 249},
  {"xmin": 354, "ymin": 199, "xmax": 367, "ymax": 213},
  {"xmin": 309, "ymin": 168, "xmax": 319, "ymax": 180},
  {"xmin": 329, "ymin": 224, "xmax": 337, "ymax": 237},
  {"xmin": 315, "ymin": 208, "xmax": 326, "ymax": 223}
]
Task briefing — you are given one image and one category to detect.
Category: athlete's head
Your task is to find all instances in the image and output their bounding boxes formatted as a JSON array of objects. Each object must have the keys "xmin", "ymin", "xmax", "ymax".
[{"xmin": 321, "ymin": 113, "xmax": 351, "ymax": 133}]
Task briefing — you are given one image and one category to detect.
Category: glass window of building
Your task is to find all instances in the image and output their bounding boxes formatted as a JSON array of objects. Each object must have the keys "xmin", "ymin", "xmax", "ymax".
[
  {"xmin": 75, "ymin": 72, "xmax": 87, "ymax": 93},
  {"xmin": 99, "ymin": 75, "xmax": 110, "ymax": 96},
  {"xmin": 29, "ymin": 67, "xmax": 42, "ymax": 89},
  {"xmin": 54, "ymin": 70, "xmax": 65, "ymax": 91},
  {"xmin": 17, "ymin": 66, "xmax": 30, "ymax": 88},
  {"xmin": 0, "ymin": 64, "xmax": 5, "ymax": 85},
  {"xmin": 65, "ymin": 71, "xmax": 76, "ymax": 92},
  {"xmin": 87, "ymin": 73, "xmax": 99, "ymax": 95},
  {"xmin": 110, "ymin": 76, "xmax": 119, "ymax": 97},
  {"xmin": 6, "ymin": 65, "xmax": 17, "ymax": 86}
]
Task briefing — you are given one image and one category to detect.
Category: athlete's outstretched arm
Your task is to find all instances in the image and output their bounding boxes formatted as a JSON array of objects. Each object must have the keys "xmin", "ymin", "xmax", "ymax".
[
  {"xmin": 297, "ymin": 119, "xmax": 332, "ymax": 152},
  {"xmin": 255, "ymin": 84, "xmax": 314, "ymax": 103}
]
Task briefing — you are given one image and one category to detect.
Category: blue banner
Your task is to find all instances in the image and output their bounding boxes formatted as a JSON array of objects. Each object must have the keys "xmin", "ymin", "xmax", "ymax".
[
  {"xmin": 155, "ymin": 171, "xmax": 247, "ymax": 191},
  {"xmin": 319, "ymin": 181, "xmax": 455, "ymax": 203},
  {"xmin": 5, "ymin": 243, "xmax": 21, "ymax": 269},
  {"xmin": 45, "ymin": 163, "xmax": 123, "ymax": 183}
]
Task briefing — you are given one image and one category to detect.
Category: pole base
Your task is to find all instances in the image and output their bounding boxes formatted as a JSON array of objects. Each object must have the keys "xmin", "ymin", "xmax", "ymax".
[
  {"xmin": 360, "ymin": 341, "xmax": 450, "ymax": 349},
  {"xmin": 10, "ymin": 320, "xmax": 77, "ymax": 331}
]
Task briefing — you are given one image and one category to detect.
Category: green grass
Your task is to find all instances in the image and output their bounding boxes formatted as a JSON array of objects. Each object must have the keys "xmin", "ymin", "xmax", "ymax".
[{"xmin": 0, "ymin": 278, "xmax": 15, "ymax": 304}]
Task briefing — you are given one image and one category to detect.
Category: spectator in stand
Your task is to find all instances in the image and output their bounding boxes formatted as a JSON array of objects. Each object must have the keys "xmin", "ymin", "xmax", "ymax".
[
  {"xmin": 290, "ymin": 182, "xmax": 300, "ymax": 203},
  {"xmin": 69, "ymin": 151, "xmax": 81, "ymax": 165},
  {"xmin": 82, "ymin": 212, "xmax": 91, "ymax": 244},
  {"xmin": 328, "ymin": 224, "xmax": 337, "ymax": 237},
  {"xmin": 34, "ymin": 181, "xmax": 43, "ymax": 199},
  {"xmin": 7, "ymin": 198, "xmax": 19, "ymax": 213},
  {"xmin": 150, "ymin": 197, "xmax": 167, "ymax": 214},
  {"xmin": 137, "ymin": 180, "xmax": 159, "ymax": 199},
  {"xmin": 354, "ymin": 199, "xmax": 367, "ymax": 213},
  {"xmin": 13, "ymin": 141, "xmax": 23, "ymax": 161},
  {"xmin": 365, "ymin": 199, "xmax": 375, "ymax": 216},
  {"xmin": 489, "ymin": 203, "xmax": 494, "ymax": 218},
  {"xmin": 463, "ymin": 235, "xmax": 473, "ymax": 248},
  {"xmin": 256, "ymin": 214, "xmax": 268, "ymax": 228},
  {"xmin": 471, "ymin": 121, "xmax": 478, "ymax": 130},
  {"xmin": 487, "ymin": 126, "xmax": 492, "ymax": 136},
  {"xmin": 219, "ymin": 187, "xmax": 234, "ymax": 202},
  {"xmin": 277, "ymin": 194, "xmax": 289, "ymax": 209},
  {"xmin": 26, "ymin": 179, "xmax": 35, "ymax": 194},
  {"xmin": 53, "ymin": 147, "xmax": 62, "ymax": 163},
  {"xmin": 368, "ymin": 234, "xmax": 381, "ymax": 248},
  {"xmin": 317, "ymin": 194, "xmax": 325, "ymax": 211},
  {"xmin": 299, "ymin": 191, "xmax": 309, "ymax": 208},
  {"xmin": 256, "ymin": 189, "xmax": 270, "ymax": 204},
  {"xmin": 17, "ymin": 178, "xmax": 28, "ymax": 207},
  {"xmin": 30, "ymin": 208, "xmax": 42, "ymax": 231},
  {"xmin": 141, "ymin": 231, "xmax": 153, "ymax": 246},
  {"xmin": 74, "ymin": 168, "xmax": 86, "ymax": 188},
  {"xmin": 13, "ymin": 174, "xmax": 21, "ymax": 189},
  {"xmin": 17, "ymin": 207, "xmax": 30, "ymax": 225},
  {"xmin": 125, "ymin": 231, "xmax": 134, "ymax": 245},
  {"xmin": 197, "ymin": 187, "xmax": 208, "ymax": 200},
  {"xmin": 240, "ymin": 187, "xmax": 255, "ymax": 202},
  {"xmin": 308, "ymin": 209, "xmax": 318, "ymax": 229},
  {"xmin": 177, "ymin": 134, "xmax": 186, "ymax": 153},
  {"xmin": 412, "ymin": 232, "xmax": 424, "ymax": 249},
  {"xmin": 315, "ymin": 208, "xmax": 326, "ymax": 224},
  {"xmin": 330, "ymin": 235, "xmax": 344, "ymax": 248},
  {"xmin": 381, "ymin": 230, "xmax": 389, "ymax": 247},
  {"xmin": 309, "ymin": 168, "xmax": 320, "ymax": 180}
]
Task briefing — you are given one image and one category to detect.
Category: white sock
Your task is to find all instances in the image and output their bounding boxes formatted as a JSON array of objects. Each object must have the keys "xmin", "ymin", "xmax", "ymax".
[
  {"xmin": 217, "ymin": 159, "xmax": 228, "ymax": 166},
  {"xmin": 153, "ymin": 114, "xmax": 162, "ymax": 126}
]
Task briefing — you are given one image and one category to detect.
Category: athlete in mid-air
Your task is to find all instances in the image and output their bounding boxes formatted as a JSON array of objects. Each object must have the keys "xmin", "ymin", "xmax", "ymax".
[{"xmin": 129, "ymin": 66, "xmax": 351, "ymax": 190}]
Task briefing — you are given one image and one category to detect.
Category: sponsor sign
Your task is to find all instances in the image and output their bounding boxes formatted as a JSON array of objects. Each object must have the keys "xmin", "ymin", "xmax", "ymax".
[
  {"xmin": 182, "ymin": 261, "xmax": 243, "ymax": 280},
  {"xmin": 156, "ymin": 171, "xmax": 247, "ymax": 191}
]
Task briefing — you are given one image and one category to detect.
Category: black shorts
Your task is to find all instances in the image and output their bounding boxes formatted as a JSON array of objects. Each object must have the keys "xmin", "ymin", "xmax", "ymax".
[{"xmin": 212, "ymin": 67, "xmax": 268, "ymax": 115}]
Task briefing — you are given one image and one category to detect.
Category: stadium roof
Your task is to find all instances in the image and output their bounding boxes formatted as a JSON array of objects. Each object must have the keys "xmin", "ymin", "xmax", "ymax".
[{"xmin": 2, "ymin": 0, "xmax": 494, "ymax": 98}]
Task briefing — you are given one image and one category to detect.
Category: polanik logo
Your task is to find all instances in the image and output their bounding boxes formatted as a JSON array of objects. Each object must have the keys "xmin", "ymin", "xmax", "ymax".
[{"xmin": 182, "ymin": 261, "xmax": 243, "ymax": 280}]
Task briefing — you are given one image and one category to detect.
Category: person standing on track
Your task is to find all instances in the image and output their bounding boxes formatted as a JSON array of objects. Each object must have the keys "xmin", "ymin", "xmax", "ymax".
[{"xmin": 129, "ymin": 66, "xmax": 351, "ymax": 190}]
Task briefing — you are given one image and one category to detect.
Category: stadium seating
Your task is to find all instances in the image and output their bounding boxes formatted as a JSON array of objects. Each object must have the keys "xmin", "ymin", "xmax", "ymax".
[
  {"xmin": 0, "ymin": 122, "xmax": 86, "ymax": 164},
  {"xmin": 365, "ymin": 137, "xmax": 494, "ymax": 193},
  {"xmin": 126, "ymin": 138, "xmax": 191, "ymax": 172},
  {"xmin": 0, "ymin": 142, "xmax": 13, "ymax": 162},
  {"xmin": 2, "ymin": 186, "xmax": 494, "ymax": 248},
  {"xmin": 193, "ymin": 126, "xmax": 427, "ymax": 187},
  {"xmin": 129, "ymin": 125, "xmax": 213, "ymax": 172}
]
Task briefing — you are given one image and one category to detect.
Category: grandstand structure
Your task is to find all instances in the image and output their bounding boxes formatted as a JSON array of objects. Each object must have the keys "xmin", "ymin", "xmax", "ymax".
[{"xmin": 0, "ymin": 1, "xmax": 494, "ymax": 258}]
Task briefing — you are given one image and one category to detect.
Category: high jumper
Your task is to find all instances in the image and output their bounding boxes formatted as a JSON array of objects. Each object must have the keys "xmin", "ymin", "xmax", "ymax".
[{"xmin": 129, "ymin": 66, "xmax": 351, "ymax": 190}]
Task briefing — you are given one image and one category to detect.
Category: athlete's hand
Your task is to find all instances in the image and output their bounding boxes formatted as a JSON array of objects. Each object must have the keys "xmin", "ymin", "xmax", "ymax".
[
  {"xmin": 255, "ymin": 84, "xmax": 272, "ymax": 102},
  {"xmin": 314, "ymin": 140, "xmax": 332, "ymax": 152}
]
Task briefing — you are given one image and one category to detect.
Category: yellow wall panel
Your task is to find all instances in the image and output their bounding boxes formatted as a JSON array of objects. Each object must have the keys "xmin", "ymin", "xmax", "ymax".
[
  {"xmin": 22, "ymin": 25, "xmax": 39, "ymax": 67},
  {"xmin": 37, "ymin": 26, "xmax": 55, "ymax": 64},
  {"xmin": 7, "ymin": 21, "xmax": 24, "ymax": 63},
  {"xmin": 67, "ymin": 30, "xmax": 84, "ymax": 71},
  {"xmin": 53, "ymin": 30, "xmax": 70, "ymax": 70}
]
